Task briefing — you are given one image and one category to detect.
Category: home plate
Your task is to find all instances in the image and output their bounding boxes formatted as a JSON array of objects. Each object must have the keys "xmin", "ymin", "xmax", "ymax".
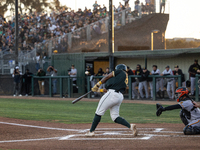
[{"xmin": 103, "ymin": 132, "xmax": 121, "ymax": 135}]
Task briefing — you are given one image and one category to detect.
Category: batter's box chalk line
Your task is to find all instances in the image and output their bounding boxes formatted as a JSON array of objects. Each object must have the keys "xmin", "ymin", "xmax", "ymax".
[{"xmin": 1, "ymin": 121, "xmax": 200, "ymax": 143}]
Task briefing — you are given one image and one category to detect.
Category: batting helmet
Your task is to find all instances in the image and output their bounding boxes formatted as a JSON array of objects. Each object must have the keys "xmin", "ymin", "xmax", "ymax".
[
  {"xmin": 115, "ymin": 64, "xmax": 127, "ymax": 71},
  {"xmin": 175, "ymin": 87, "xmax": 189, "ymax": 102}
]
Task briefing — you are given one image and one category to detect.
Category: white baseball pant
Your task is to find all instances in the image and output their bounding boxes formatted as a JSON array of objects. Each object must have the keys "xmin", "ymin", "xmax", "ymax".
[
  {"xmin": 95, "ymin": 89, "xmax": 123, "ymax": 121},
  {"xmin": 139, "ymin": 81, "xmax": 149, "ymax": 98},
  {"xmin": 190, "ymin": 77, "xmax": 200, "ymax": 95},
  {"xmin": 159, "ymin": 78, "xmax": 164, "ymax": 91},
  {"xmin": 167, "ymin": 80, "xmax": 175, "ymax": 99},
  {"xmin": 149, "ymin": 79, "xmax": 160, "ymax": 98},
  {"xmin": 132, "ymin": 82, "xmax": 139, "ymax": 98}
]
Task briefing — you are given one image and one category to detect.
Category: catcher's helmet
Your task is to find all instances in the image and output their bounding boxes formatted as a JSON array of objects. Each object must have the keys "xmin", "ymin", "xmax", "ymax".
[
  {"xmin": 175, "ymin": 87, "xmax": 189, "ymax": 102},
  {"xmin": 115, "ymin": 64, "xmax": 127, "ymax": 71}
]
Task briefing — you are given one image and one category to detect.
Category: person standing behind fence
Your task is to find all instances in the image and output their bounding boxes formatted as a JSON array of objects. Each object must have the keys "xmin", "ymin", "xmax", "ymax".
[
  {"xmin": 150, "ymin": 65, "xmax": 162, "ymax": 98},
  {"xmin": 174, "ymin": 65, "xmax": 185, "ymax": 87},
  {"xmin": 161, "ymin": 66, "xmax": 175, "ymax": 100},
  {"xmin": 188, "ymin": 59, "xmax": 200, "ymax": 96},
  {"xmin": 23, "ymin": 69, "xmax": 33, "ymax": 96},
  {"xmin": 102, "ymin": 67, "xmax": 110, "ymax": 88},
  {"xmin": 95, "ymin": 68, "xmax": 104, "ymax": 89},
  {"xmin": 68, "ymin": 64, "xmax": 77, "ymax": 85},
  {"xmin": 127, "ymin": 66, "xmax": 139, "ymax": 100},
  {"xmin": 12, "ymin": 66, "xmax": 22, "ymax": 96},
  {"xmin": 47, "ymin": 65, "xmax": 58, "ymax": 95},
  {"xmin": 37, "ymin": 68, "xmax": 46, "ymax": 96},
  {"xmin": 136, "ymin": 65, "xmax": 149, "ymax": 99},
  {"xmin": 160, "ymin": 0, "xmax": 166, "ymax": 13}
]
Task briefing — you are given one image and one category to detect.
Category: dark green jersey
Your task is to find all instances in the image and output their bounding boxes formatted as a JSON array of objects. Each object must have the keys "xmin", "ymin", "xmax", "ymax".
[{"xmin": 105, "ymin": 70, "xmax": 128, "ymax": 93}]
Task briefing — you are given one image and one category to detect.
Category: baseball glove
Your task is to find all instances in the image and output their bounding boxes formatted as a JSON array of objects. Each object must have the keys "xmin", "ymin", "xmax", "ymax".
[{"xmin": 156, "ymin": 103, "xmax": 165, "ymax": 117}]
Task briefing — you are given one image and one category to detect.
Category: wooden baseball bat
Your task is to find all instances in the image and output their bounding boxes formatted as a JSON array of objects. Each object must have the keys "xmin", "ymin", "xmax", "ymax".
[{"xmin": 72, "ymin": 91, "xmax": 92, "ymax": 104}]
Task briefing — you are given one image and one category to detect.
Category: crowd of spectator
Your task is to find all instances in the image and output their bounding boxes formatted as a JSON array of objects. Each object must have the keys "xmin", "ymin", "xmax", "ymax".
[
  {"xmin": 0, "ymin": 0, "xmax": 147, "ymax": 58},
  {"xmin": 0, "ymin": 1, "xmax": 128, "ymax": 56}
]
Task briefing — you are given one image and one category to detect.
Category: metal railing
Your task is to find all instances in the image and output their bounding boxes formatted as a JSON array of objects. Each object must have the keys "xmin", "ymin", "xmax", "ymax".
[
  {"xmin": 31, "ymin": 76, "xmax": 72, "ymax": 98},
  {"xmin": 86, "ymin": 75, "xmax": 182, "ymax": 100},
  {"xmin": 128, "ymin": 75, "xmax": 181, "ymax": 100}
]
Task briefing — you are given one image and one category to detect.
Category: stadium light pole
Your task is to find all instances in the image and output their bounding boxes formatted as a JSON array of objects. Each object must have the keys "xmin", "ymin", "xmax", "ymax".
[
  {"xmin": 15, "ymin": 0, "xmax": 19, "ymax": 66},
  {"xmin": 151, "ymin": 30, "xmax": 160, "ymax": 51},
  {"xmin": 109, "ymin": 0, "xmax": 114, "ymax": 71}
]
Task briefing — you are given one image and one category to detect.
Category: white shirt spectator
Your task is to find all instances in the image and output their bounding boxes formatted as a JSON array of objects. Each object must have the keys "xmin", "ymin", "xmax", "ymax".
[
  {"xmin": 151, "ymin": 69, "xmax": 160, "ymax": 75},
  {"xmin": 69, "ymin": 68, "xmax": 77, "ymax": 81},
  {"xmin": 162, "ymin": 68, "xmax": 174, "ymax": 81}
]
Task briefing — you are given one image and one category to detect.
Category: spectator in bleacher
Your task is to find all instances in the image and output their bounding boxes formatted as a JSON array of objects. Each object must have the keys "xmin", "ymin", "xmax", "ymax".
[
  {"xmin": 160, "ymin": 0, "xmax": 166, "ymax": 13},
  {"xmin": 93, "ymin": 1, "xmax": 99, "ymax": 11},
  {"xmin": 123, "ymin": 0, "xmax": 129, "ymax": 6}
]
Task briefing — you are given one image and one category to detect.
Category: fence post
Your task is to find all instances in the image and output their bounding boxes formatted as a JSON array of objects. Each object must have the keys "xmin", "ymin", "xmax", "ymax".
[
  {"xmin": 87, "ymin": 76, "xmax": 91, "ymax": 98},
  {"xmin": 86, "ymin": 25, "xmax": 91, "ymax": 41},
  {"xmin": 121, "ymin": 10, "xmax": 125, "ymax": 26},
  {"xmin": 32, "ymin": 77, "xmax": 34, "ymax": 96},
  {"xmin": 153, "ymin": 76, "xmax": 156, "ymax": 101},
  {"xmin": 60, "ymin": 77, "xmax": 63, "ymax": 98},
  {"xmin": 128, "ymin": 76, "xmax": 132, "ymax": 99},
  {"xmin": 68, "ymin": 77, "xmax": 71, "ymax": 98},
  {"xmin": 139, "ymin": 5, "xmax": 142, "ymax": 18},
  {"xmin": 49, "ymin": 77, "xmax": 52, "ymax": 97},
  {"xmin": 178, "ymin": 75, "xmax": 181, "ymax": 87},
  {"xmin": 195, "ymin": 75, "xmax": 199, "ymax": 101},
  {"xmin": 68, "ymin": 33, "xmax": 72, "ymax": 49}
]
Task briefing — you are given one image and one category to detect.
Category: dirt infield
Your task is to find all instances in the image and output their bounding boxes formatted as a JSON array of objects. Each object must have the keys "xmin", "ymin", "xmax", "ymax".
[
  {"xmin": 0, "ymin": 117, "xmax": 200, "ymax": 149},
  {"xmin": 0, "ymin": 96, "xmax": 200, "ymax": 150}
]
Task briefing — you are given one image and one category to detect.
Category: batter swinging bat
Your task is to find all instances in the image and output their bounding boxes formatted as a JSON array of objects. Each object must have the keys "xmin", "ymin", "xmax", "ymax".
[{"xmin": 72, "ymin": 91, "xmax": 92, "ymax": 104}]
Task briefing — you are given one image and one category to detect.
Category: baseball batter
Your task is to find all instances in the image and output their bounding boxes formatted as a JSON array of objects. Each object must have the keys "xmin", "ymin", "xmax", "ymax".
[
  {"xmin": 85, "ymin": 64, "xmax": 137, "ymax": 137},
  {"xmin": 156, "ymin": 87, "xmax": 200, "ymax": 135}
]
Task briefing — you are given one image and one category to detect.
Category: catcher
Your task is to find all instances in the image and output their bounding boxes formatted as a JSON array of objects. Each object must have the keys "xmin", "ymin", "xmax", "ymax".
[{"xmin": 156, "ymin": 87, "xmax": 200, "ymax": 135}]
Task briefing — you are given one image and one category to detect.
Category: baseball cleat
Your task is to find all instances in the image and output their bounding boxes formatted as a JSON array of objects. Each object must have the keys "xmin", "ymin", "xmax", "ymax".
[
  {"xmin": 85, "ymin": 131, "xmax": 95, "ymax": 137},
  {"xmin": 130, "ymin": 124, "xmax": 138, "ymax": 136}
]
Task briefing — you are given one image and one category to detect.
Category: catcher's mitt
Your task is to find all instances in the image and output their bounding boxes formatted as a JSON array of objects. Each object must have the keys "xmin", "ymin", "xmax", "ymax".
[{"xmin": 156, "ymin": 103, "xmax": 164, "ymax": 117}]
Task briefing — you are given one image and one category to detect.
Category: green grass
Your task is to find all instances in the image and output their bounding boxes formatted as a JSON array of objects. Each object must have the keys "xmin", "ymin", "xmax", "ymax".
[{"xmin": 0, "ymin": 98, "xmax": 182, "ymax": 124}]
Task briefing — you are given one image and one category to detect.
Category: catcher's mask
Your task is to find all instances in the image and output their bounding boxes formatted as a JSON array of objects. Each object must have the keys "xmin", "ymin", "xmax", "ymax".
[
  {"xmin": 115, "ymin": 64, "xmax": 127, "ymax": 72},
  {"xmin": 175, "ymin": 87, "xmax": 189, "ymax": 102}
]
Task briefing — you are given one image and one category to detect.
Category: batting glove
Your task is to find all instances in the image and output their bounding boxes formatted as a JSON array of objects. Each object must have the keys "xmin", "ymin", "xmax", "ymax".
[{"xmin": 91, "ymin": 81, "xmax": 102, "ymax": 92}]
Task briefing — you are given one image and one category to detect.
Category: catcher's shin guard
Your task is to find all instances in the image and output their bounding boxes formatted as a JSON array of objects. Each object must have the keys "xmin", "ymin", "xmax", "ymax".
[
  {"xmin": 183, "ymin": 125, "xmax": 196, "ymax": 135},
  {"xmin": 180, "ymin": 110, "xmax": 189, "ymax": 126}
]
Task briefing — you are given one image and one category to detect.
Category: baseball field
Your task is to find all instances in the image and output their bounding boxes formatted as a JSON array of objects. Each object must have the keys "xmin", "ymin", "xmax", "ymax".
[{"xmin": 0, "ymin": 96, "xmax": 199, "ymax": 150}]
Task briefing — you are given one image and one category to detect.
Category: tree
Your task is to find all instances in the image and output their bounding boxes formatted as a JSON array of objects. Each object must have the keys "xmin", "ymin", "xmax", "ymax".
[
  {"xmin": 0, "ymin": 0, "xmax": 15, "ymax": 17},
  {"xmin": 0, "ymin": 0, "xmax": 63, "ymax": 18},
  {"xmin": 166, "ymin": 39, "xmax": 200, "ymax": 49}
]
